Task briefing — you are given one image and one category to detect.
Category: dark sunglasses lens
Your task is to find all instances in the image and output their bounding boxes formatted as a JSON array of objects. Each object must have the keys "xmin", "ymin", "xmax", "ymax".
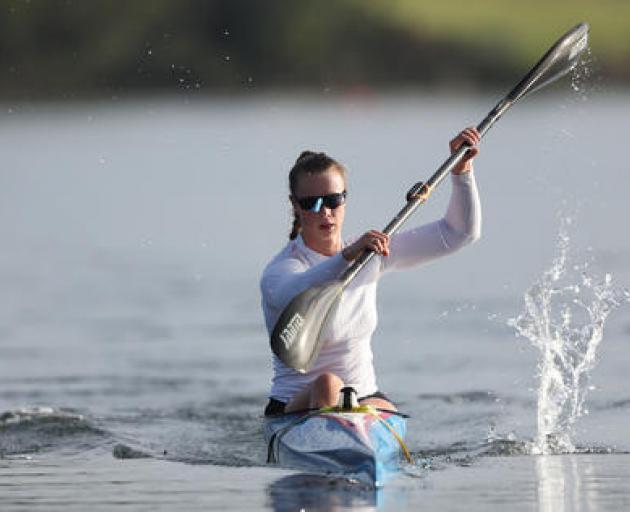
[
  {"xmin": 298, "ymin": 197, "xmax": 317, "ymax": 210},
  {"xmin": 323, "ymin": 193, "xmax": 345, "ymax": 208}
]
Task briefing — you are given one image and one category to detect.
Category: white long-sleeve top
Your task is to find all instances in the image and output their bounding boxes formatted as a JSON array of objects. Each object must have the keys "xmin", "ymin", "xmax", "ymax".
[{"xmin": 260, "ymin": 172, "xmax": 481, "ymax": 402}]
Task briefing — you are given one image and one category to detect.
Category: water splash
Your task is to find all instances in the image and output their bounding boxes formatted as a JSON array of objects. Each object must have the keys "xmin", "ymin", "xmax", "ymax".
[
  {"xmin": 509, "ymin": 218, "xmax": 630, "ymax": 454},
  {"xmin": 570, "ymin": 46, "xmax": 599, "ymax": 100}
]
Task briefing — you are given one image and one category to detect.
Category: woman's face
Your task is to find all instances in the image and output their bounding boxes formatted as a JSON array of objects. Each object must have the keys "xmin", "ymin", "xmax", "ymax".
[{"xmin": 291, "ymin": 167, "xmax": 346, "ymax": 249}]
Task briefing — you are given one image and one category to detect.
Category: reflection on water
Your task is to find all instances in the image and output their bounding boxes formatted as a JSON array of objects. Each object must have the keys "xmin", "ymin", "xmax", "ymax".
[
  {"xmin": 536, "ymin": 455, "xmax": 596, "ymax": 512},
  {"xmin": 267, "ymin": 474, "xmax": 379, "ymax": 512}
]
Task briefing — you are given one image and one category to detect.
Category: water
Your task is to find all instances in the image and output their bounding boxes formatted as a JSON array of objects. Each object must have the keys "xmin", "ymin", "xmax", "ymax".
[
  {"xmin": 509, "ymin": 218, "xmax": 630, "ymax": 455},
  {"xmin": 1, "ymin": 88, "xmax": 630, "ymax": 510}
]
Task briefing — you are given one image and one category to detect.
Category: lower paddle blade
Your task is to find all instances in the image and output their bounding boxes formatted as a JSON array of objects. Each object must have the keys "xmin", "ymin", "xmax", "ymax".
[{"xmin": 270, "ymin": 282, "xmax": 343, "ymax": 373}]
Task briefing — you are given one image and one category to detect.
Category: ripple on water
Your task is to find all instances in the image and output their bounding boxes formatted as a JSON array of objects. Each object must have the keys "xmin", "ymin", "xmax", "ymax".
[{"xmin": 0, "ymin": 406, "xmax": 108, "ymax": 456}]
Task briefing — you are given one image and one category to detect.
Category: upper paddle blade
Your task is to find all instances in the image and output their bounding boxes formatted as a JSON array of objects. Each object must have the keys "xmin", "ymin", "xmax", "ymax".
[
  {"xmin": 508, "ymin": 22, "xmax": 589, "ymax": 103},
  {"xmin": 270, "ymin": 282, "xmax": 343, "ymax": 373}
]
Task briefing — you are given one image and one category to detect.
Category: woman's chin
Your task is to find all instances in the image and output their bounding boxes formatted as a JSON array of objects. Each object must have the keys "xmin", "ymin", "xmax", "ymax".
[
  {"xmin": 319, "ymin": 230, "xmax": 339, "ymax": 242},
  {"xmin": 303, "ymin": 228, "xmax": 341, "ymax": 252}
]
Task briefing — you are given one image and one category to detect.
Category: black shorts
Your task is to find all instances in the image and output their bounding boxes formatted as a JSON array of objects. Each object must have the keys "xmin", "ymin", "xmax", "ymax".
[{"xmin": 264, "ymin": 390, "xmax": 393, "ymax": 416}]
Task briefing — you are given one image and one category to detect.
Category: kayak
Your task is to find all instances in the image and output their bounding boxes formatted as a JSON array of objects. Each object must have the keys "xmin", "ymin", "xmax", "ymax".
[{"xmin": 264, "ymin": 405, "xmax": 409, "ymax": 487}]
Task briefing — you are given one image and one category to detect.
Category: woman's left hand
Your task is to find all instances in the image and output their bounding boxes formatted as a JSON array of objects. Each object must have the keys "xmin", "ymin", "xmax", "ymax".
[
  {"xmin": 450, "ymin": 127, "xmax": 480, "ymax": 174},
  {"xmin": 342, "ymin": 230, "xmax": 390, "ymax": 261}
]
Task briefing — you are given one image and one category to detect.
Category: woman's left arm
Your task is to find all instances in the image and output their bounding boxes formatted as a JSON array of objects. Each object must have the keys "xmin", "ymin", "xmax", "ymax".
[{"xmin": 382, "ymin": 127, "xmax": 482, "ymax": 272}]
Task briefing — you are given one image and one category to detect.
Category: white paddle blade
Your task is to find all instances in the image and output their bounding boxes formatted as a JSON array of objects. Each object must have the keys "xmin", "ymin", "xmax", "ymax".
[{"xmin": 270, "ymin": 282, "xmax": 343, "ymax": 373}]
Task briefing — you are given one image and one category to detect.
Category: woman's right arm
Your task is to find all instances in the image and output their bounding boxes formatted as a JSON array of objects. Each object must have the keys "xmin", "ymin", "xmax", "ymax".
[{"xmin": 261, "ymin": 252, "xmax": 348, "ymax": 312}]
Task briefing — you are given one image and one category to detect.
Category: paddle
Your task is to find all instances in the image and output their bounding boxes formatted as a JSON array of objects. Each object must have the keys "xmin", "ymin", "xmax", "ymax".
[{"xmin": 271, "ymin": 22, "xmax": 590, "ymax": 373}]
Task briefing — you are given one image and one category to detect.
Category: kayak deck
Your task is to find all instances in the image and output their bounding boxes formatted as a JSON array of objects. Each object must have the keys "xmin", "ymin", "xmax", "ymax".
[{"xmin": 264, "ymin": 408, "xmax": 408, "ymax": 486}]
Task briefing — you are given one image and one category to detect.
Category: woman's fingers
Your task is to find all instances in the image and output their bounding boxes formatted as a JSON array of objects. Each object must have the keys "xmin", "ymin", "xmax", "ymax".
[
  {"xmin": 343, "ymin": 230, "xmax": 390, "ymax": 261},
  {"xmin": 451, "ymin": 127, "xmax": 480, "ymax": 152},
  {"xmin": 450, "ymin": 127, "xmax": 480, "ymax": 174},
  {"xmin": 462, "ymin": 127, "xmax": 480, "ymax": 144},
  {"xmin": 360, "ymin": 230, "xmax": 389, "ymax": 255},
  {"xmin": 461, "ymin": 130, "xmax": 480, "ymax": 155},
  {"xmin": 366, "ymin": 230, "xmax": 390, "ymax": 256},
  {"xmin": 368, "ymin": 238, "xmax": 384, "ymax": 254},
  {"xmin": 462, "ymin": 128, "xmax": 480, "ymax": 161}
]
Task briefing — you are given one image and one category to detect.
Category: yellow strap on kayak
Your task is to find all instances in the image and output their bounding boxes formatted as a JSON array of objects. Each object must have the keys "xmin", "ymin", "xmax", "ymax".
[
  {"xmin": 367, "ymin": 409, "xmax": 413, "ymax": 463},
  {"xmin": 319, "ymin": 405, "xmax": 375, "ymax": 414},
  {"xmin": 318, "ymin": 405, "xmax": 413, "ymax": 463}
]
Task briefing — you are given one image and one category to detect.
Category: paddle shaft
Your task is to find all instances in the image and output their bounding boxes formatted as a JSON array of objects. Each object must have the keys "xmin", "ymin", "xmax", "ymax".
[
  {"xmin": 339, "ymin": 98, "xmax": 512, "ymax": 287},
  {"xmin": 338, "ymin": 22, "xmax": 590, "ymax": 287}
]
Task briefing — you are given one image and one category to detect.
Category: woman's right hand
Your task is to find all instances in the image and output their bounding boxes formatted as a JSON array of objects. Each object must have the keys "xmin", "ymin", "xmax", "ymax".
[{"xmin": 342, "ymin": 230, "xmax": 390, "ymax": 261}]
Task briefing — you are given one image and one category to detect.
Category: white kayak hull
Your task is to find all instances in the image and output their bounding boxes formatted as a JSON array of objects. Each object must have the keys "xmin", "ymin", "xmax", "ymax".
[{"xmin": 264, "ymin": 410, "xmax": 407, "ymax": 486}]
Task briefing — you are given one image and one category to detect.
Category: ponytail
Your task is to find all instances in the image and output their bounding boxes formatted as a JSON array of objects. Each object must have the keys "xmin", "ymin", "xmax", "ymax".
[{"xmin": 289, "ymin": 213, "xmax": 301, "ymax": 240}]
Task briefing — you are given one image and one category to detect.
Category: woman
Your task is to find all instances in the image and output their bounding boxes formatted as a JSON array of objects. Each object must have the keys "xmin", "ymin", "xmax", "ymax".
[{"xmin": 261, "ymin": 128, "xmax": 481, "ymax": 415}]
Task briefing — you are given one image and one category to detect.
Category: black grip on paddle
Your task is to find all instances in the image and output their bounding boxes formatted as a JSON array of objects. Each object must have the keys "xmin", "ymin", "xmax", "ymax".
[{"xmin": 406, "ymin": 181, "xmax": 426, "ymax": 202}]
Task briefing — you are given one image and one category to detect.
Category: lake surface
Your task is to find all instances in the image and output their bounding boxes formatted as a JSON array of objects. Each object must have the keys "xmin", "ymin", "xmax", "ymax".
[{"xmin": 1, "ymin": 88, "xmax": 629, "ymax": 510}]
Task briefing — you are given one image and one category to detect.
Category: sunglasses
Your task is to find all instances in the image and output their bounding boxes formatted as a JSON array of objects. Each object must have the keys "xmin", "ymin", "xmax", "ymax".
[{"xmin": 296, "ymin": 191, "xmax": 347, "ymax": 213}]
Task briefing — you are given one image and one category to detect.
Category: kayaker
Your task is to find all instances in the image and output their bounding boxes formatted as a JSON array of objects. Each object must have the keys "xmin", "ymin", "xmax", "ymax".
[{"xmin": 261, "ymin": 128, "xmax": 481, "ymax": 415}]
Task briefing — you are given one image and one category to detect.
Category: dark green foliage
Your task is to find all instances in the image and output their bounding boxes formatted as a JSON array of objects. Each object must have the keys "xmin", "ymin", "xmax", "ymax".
[{"xmin": 0, "ymin": 0, "xmax": 616, "ymax": 99}]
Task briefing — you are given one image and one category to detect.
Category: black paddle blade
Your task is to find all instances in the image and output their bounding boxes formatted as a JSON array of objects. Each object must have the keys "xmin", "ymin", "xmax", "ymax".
[
  {"xmin": 508, "ymin": 22, "xmax": 589, "ymax": 103},
  {"xmin": 270, "ymin": 282, "xmax": 343, "ymax": 373}
]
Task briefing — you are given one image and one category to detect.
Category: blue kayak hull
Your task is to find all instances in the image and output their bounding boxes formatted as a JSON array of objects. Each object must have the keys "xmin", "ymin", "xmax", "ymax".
[{"xmin": 264, "ymin": 410, "xmax": 407, "ymax": 486}]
